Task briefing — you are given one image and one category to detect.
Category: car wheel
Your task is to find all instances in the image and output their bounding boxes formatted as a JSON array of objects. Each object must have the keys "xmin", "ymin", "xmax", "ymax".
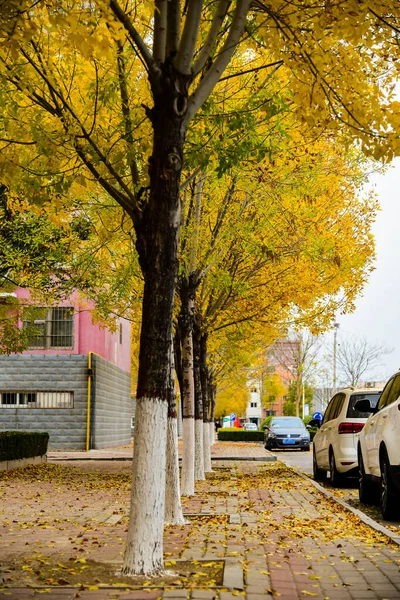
[
  {"xmin": 380, "ymin": 452, "xmax": 398, "ymax": 520},
  {"xmin": 313, "ymin": 447, "xmax": 327, "ymax": 481},
  {"xmin": 329, "ymin": 449, "xmax": 344, "ymax": 487},
  {"xmin": 358, "ymin": 449, "xmax": 377, "ymax": 505},
  {"xmin": 301, "ymin": 445, "xmax": 310, "ymax": 452}
]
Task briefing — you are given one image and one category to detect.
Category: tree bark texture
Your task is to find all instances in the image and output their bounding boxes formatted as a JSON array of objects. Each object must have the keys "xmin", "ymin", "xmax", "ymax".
[
  {"xmin": 193, "ymin": 320, "xmax": 205, "ymax": 480},
  {"xmin": 200, "ymin": 332, "xmax": 212, "ymax": 471},
  {"xmin": 165, "ymin": 335, "xmax": 184, "ymax": 524},
  {"xmin": 209, "ymin": 377, "xmax": 217, "ymax": 445},
  {"xmin": 123, "ymin": 64, "xmax": 188, "ymax": 575},
  {"xmin": 178, "ymin": 276, "xmax": 197, "ymax": 496}
]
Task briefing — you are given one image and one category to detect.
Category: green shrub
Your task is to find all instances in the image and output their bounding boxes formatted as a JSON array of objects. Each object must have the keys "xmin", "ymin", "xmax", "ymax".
[
  {"xmin": 0, "ymin": 431, "xmax": 49, "ymax": 462},
  {"xmin": 260, "ymin": 416, "xmax": 274, "ymax": 430},
  {"xmin": 217, "ymin": 429, "xmax": 264, "ymax": 442},
  {"xmin": 308, "ymin": 427, "xmax": 318, "ymax": 442}
]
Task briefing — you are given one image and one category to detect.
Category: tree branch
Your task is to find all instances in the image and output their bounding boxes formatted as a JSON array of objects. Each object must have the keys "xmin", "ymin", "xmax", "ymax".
[
  {"xmin": 109, "ymin": 0, "xmax": 159, "ymax": 76},
  {"xmin": 153, "ymin": 0, "xmax": 167, "ymax": 63},
  {"xmin": 116, "ymin": 40, "xmax": 140, "ymax": 185},
  {"xmin": 185, "ymin": 0, "xmax": 251, "ymax": 123},
  {"xmin": 368, "ymin": 7, "xmax": 400, "ymax": 34},
  {"xmin": 192, "ymin": 0, "xmax": 231, "ymax": 77},
  {"xmin": 74, "ymin": 142, "xmax": 137, "ymax": 223},
  {"xmin": 166, "ymin": 0, "xmax": 181, "ymax": 56},
  {"xmin": 174, "ymin": 0, "xmax": 204, "ymax": 74},
  {"xmin": 218, "ymin": 59, "xmax": 283, "ymax": 82}
]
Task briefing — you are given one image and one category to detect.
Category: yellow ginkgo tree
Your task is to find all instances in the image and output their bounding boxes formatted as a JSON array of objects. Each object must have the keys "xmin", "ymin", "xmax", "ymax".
[{"xmin": 1, "ymin": 0, "xmax": 399, "ymax": 576}]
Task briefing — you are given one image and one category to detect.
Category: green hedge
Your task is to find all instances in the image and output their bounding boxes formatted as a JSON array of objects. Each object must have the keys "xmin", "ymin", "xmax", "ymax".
[
  {"xmin": 0, "ymin": 431, "xmax": 49, "ymax": 462},
  {"xmin": 217, "ymin": 429, "xmax": 264, "ymax": 442},
  {"xmin": 308, "ymin": 427, "xmax": 318, "ymax": 442}
]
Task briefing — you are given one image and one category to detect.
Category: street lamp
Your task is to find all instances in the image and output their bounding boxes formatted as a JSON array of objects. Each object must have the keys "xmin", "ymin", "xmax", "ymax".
[{"xmin": 333, "ymin": 322, "xmax": 339, "ymax": 394}]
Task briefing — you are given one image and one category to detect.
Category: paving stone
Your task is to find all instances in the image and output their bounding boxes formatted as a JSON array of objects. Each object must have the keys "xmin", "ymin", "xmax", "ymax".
[
  {"xmin": 223, "ymin": 560, "xmax": 244, "ymax": 590},
  {"xmin": 190, "ymin": 591, "xmax": 216, "ymax": 599},
  {"xmin": 2, "ymin": 445, "xmax": 400, "ymax": 600},
  {"xmin": 218, "ymin": 593, "xmax": 238, "ymax": 600}
]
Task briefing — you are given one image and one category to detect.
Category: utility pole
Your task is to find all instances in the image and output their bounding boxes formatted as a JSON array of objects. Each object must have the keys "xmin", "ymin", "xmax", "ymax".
[{"xmin": 333, "ymin": 322, "xmax": 339, "ymax": 394}]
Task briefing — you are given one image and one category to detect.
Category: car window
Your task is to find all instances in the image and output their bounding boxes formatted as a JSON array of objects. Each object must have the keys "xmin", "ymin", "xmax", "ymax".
[
  {"xmin": 322, "ymin": 394, "xmax": 339, "ymax": 424},
  {"xmin": 382, "ymin": 375, "xmax": 400, "ymax": 408},
  {"xmin": 270, "ymin": 418, "xmax": 304, "ymax": 428},
  {"xmin": 377, "ymin": 378, "xmax": 394, "ymax": 410},
  {"xmin": 346, "ymin": 393, "xmax": 380, "ymax": 418},
  {"xmin": 332, "ymin": 393, "xmax": 346, "ymax": 419}
]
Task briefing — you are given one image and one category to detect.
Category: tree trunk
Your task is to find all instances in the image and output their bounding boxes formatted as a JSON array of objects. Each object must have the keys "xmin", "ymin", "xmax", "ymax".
[
  {"xmin": 123, "ymin": 66, "xmax": 188, "ymax": 576},
  {"xmin": 209, "ymin": 375, "xmax": 217, "ymax": 445},
  {"xmin": 200, "ymin": 332, "xmax": 212, "ymax": 471},
  {"xmin": 193, "ymin": 320, "xmax": 204, "ymax": 480},
  {"xmin": 165, "ymin": 335, "xmax": 185, "ymax": 525},
  {"xmin": 295, "ymin": 377, "xmax": 302, "ymax": 418},
  {"xmin": 178, "ymin": 278, "xmax": 196, "ymax": 496}
]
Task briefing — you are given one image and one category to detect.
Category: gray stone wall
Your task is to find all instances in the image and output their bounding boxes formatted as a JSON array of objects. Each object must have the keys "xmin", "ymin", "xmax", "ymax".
[
  {"xmin": 91, "ymin": 354, "xmax": 132, "ymax": 449},
  {"xmin": 0, "ymin": 355, "xmax": 88, "ymax": 450}
]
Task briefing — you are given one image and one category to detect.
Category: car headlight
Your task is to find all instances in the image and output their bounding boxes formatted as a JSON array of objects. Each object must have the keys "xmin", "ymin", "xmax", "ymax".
[{"xmin": 267, "ymin": 432, "xmax": 276, "ymax": 438}]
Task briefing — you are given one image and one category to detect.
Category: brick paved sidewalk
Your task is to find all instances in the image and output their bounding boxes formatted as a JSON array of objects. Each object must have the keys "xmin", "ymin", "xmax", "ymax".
[
  {"xmin": 47, "ymin": 441, "xmax": 275, "ymax": 462},
  {"xmin": 1, "ymin": 445, "xmax": 400, "ymax": 600}
]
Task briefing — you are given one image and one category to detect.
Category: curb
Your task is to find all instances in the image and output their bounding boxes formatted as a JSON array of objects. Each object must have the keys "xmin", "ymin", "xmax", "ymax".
[
  {"xmin": 48, "ymin": 455, "xmax": 277, "ymax": 463},
  {"xmin": 290, "ymin": 465, "xmax": 400, "ymax": 546}
]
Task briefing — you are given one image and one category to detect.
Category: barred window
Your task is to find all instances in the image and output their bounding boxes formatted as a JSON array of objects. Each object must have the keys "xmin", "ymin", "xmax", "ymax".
[
  {"xmin": 23, "ymin": 307, "xmax": 74, "ymax": 349},
  {"xmin": 0, "ymin": 391, "xmax": 74, "ymax": 408}
]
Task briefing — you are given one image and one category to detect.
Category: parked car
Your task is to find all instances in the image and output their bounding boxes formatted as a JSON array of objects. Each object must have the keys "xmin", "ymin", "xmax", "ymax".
[
  {"xmin": 356, "ymin": 372, "xmax": 400, "ymax": 519},
  {"xmin": 264, "ymin": 417, "xmax": 310, "ymax": 451},
  {"xmin": 311, "ymin": 388, "xmax": 381, "ymax": 485},
  {"xmin": 243, "ymin": 422, "xmax": 258, "ymax": 431}
]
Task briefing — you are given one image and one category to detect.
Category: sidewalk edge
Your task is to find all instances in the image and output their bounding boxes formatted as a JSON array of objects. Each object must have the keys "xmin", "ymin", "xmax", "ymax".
[{"xmin": 290, "ymin": 465, "xmax": 400, "ymax": 546}]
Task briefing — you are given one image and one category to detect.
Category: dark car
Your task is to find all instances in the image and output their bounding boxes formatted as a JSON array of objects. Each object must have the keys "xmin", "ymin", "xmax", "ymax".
[{"xmin": 264, "ymin": 416, "xmax": 310, "ymax": 451}]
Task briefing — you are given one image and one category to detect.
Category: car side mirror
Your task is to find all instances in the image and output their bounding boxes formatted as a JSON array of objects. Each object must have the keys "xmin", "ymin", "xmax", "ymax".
[
  {"xmin": 354, "ymin": 399, "xmax": 378, "ymax": 414},
  {"xmin": 308, "ymin": 419, "xmax": 321, "ymax": 428}
]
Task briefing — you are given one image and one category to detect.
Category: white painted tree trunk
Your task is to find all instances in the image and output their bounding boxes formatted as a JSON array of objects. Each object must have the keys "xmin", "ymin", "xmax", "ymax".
[
  {"xmin": 181, "ymin": 417, "xmax": 195, "ymax": 495},
  {"xmin": 165, "ymin": 415, "xmax": 185, "ymax": 524},
  {"xmin": 194, "ymin": 419, "xmax": 205, "ymax": 480},
  {"xmin": 181, "ymin": 327, "xmax": 195, "ymax": 496},
  {"xmin": 203, "ymin": 421, "xmax": 212, "ymax": 472},
  {"xmin": 210, "ymin": 421, "xmax": 215, "ymax": 445},
  {"xmin": 122, "ymin": 398, "xmax": 167, "ymax": 576}
]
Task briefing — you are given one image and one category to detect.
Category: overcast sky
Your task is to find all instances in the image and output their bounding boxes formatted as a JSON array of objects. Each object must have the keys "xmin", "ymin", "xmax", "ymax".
[{"xmin": 325, "ymin": 158, "xmax": 400, "ymax": 383}]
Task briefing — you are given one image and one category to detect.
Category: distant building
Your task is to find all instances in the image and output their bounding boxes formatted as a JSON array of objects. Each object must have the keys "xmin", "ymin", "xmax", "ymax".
[
  {"xmin": 244, "ymin": 339, "xmax": 300, "ymax": 425},
  {"xmin": 246, "ymin": 385, "xmax": 262, "ymax": 425},
  {"xmin": 0, "ymin": 288, "xmax": 132, "ymax": 450}
]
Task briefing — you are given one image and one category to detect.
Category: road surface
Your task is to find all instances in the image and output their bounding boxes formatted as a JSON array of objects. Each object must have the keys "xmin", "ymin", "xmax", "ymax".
[{"xmin": 271, "ymin": 445, "xmax": 400, "ymax": 531}]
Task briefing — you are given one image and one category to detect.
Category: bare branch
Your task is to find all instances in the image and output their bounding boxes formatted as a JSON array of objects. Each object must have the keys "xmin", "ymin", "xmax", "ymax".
[
  {"xmin": 74, "ymin": 142, "xmax": 136, "ymax": 223},
  {"xmin": 186, "ymin": 0, "xmax": 251, "ymax": 123},
  {"xmin": 174, "ymin": 0, "xmax": 204, "ymax": 74},
  {"xmin": 192, "ymin": 0, "xmax": 230, "ymax": 77},
  {"xmin": 188, "ymin": 171, "xmax": 205, "ymax": 273},
  {"xmin": 218, "ymin": 59, "xmax": 283, "ymax": 82},
  {"xmin": 109, "ymin": 0, "xmax": 159, "ymax": 76},
  {"xmin": 116, "ymin": 40, "xmax": 140, "ymax": 185},
  {"xmin": 153, "ymin": 0, "xmax": 167, "ymax": 63},
  {"xmin": 368, "ymin": 7, "xmax": 400, "ymax": 34},
  {"xmin": 0, "ymin": 137, "xmax": 36, "ymax": 145},
  {"xmin": 166, "ymin": 0, "xmax": 181, "ymax": 56}
]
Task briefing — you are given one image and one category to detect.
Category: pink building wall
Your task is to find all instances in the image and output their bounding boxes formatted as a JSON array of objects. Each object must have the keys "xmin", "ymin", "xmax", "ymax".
[{"xmin": 15, "ymin": 289, "xmax": 131, "ymax": 373}]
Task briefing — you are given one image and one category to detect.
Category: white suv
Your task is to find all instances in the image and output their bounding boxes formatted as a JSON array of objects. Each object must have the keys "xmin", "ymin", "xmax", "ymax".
[
  {"xmin": 357, "ymin": 372, "xmax": 400, "ymax": 520},
  {"xmin": 312, "ymin": 388, "xmax": 381, "ymax": 486}
]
